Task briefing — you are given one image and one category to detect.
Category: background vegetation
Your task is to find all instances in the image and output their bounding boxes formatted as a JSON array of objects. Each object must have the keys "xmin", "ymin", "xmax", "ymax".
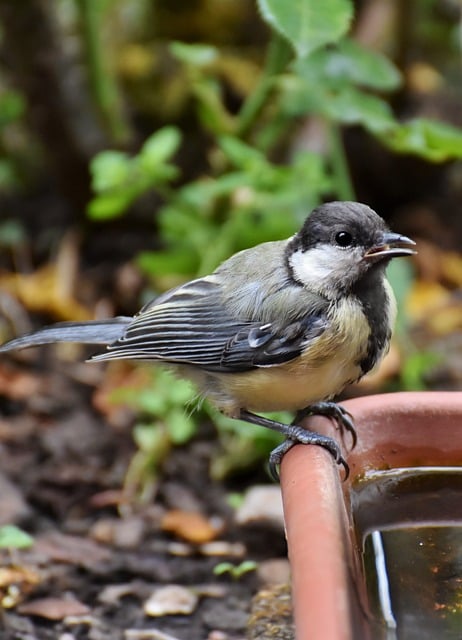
[
  {"xmin": 0, "ymin": 0, "xmax": 462, "ymax": 488},
  {"xmin": 1, "ymin": 2, "xmax": 462, "ymax": 637}
]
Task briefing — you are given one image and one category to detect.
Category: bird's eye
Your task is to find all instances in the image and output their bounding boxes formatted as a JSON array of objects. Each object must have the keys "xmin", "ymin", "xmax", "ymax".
[{"xmin": 335, "ymin": 231, "xmax": 353, "ymax": 247}]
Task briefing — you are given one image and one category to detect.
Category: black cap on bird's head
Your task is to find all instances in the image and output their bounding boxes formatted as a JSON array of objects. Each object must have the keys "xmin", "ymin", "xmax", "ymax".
[
  {"xmin": 287, "ymin": 201, "xmax": 416, "ymax": 297},
  {"xmin": 296, "ymin": 201, "xmax": 415, "ymax": 258}
]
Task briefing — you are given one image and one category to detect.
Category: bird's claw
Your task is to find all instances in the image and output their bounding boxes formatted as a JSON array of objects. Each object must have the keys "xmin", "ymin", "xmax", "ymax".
[
  {"xmin": 269, "ymin": 424, "xmax": 350, "ymax": 482},
  {"xmin": 294, "ymin": 401, "xmax": 357, "ymax": 449}
]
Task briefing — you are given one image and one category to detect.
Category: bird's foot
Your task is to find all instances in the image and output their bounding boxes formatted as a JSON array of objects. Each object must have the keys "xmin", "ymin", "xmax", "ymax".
[
  {"xmin": 268, "ymin": 426, "xmax": 349, "ymax": 482},
  {"xmin": 294, "ymin": 401, "xmax": 357, "ymax": 449},
  {"xmin": 238, "ymin": 409, "xmax": 349, "ymax": 482}
]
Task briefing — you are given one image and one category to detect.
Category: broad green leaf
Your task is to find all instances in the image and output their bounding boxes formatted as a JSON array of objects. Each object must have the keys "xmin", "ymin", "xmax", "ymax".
[
  {"xmin": 140, "ymin": 127, "xmax": 182, "ymax": 169},
  {"xmin": 333, "ymin": 39, "xmax": 401, "ymax": 89},
  {"xmin": 281, "ymin": 79, "xmax": 395, "ymax": 132},
  {"xmin": 295, "ymin": 38, "xmax": 402, "ymax": 90},
  {"xmin": 258, "ymin": 0, "xmax": 353, "ymax": 58},
  {"xmin": 324, "ymin": 88, "xmax": 395, "ymax": 132},
  {"xmin": 90, "ymin": 150, "xmax": 131, "ymax": 193},
  {"xmin": 0, "ymin": 525, "xmax": 34, "ymax": 549},
  {"xmin": 382, "ymin": 118, "xmax": 462, "ymax": 161}
]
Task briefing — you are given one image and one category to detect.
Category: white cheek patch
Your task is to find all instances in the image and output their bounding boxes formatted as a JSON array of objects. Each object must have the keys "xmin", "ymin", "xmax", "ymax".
[
  {"xmin": 289, "ymin": 245, "xmax": 362, "ymax": 296},
  {"xmin": 289, "ymin": 246, "xmax": 336, "ymax": 286}
]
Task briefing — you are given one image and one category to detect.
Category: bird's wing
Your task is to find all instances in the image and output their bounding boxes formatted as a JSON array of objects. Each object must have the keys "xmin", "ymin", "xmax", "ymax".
[{"xmin": 91, "ymin": 276, "xmax": 329, "ymax": 372}]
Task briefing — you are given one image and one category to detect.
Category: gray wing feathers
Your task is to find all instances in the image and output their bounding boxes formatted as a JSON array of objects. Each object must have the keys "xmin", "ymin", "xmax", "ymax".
[{"xmin": 91, "ymin": 277, "xmax": 329, "ymax": 372}]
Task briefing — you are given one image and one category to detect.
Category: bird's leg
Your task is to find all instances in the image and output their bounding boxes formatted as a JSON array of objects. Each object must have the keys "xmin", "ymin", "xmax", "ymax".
[
  {"xmin": 238, "ymin": 409, "xmax": 349, "ymax": 482},
  {"xmin": 293, "ymin": 401, "xmax": 357, "ymax": 449}
]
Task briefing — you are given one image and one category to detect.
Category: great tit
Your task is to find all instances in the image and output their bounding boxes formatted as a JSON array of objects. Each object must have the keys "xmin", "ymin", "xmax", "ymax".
[{"xmin": 0, "ymin": 201, "xmax": 416, "ymax": 478}]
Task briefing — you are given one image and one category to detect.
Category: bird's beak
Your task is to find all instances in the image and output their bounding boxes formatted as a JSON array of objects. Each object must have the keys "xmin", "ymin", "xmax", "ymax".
[{"xmin": 363, "ymin": 231, "xmax": 417, "ymax": 261}]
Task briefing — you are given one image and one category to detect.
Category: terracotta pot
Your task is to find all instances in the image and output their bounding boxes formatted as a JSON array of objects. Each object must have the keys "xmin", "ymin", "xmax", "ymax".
[{"xmin": 280, "ymin": 392, "xmax": 462, "ymax": 640}]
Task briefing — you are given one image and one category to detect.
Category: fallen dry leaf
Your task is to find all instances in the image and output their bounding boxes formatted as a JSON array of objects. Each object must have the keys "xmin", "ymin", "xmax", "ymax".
[
  {"xmin": 0, "ymin": 232, "xmax": 93, "ymax": 321},
  {"xmin": 92, "ymin": 362, "xmax": 150, "ymax": 426},
  {"xmin": 406, "ymin": 280, "xmax": 451, "ymax": 322},
  {"xmin": 0, "ymin": 265, "xmax": 92, "ymax": 321},
  {"xmin": 143, "ymin": 584, "xmax": 198, "ymax": 617},
  {"xmin": 440, "ymin": 251, "xmax": 462, "ymax": 288},
  {"xmin": 424, "ymin": 299, "xmax": 462, "ymax": 335},
  {"xmin": 0, "ymin": 565, "xmax": 41, "ymax": 608},
  {"xmin": 161, "ymin": 510, "xmax": 222, "ymax": 544},
  {"xmin": 0, "ymin": 362, "xmax": 43, "ymax": 400},
  {"xmin": 18, "ymin": 596, "xmax": 90, "ymax": 620},
  {"xmin": 33, "ymin": 531, "xmax": 111, "ymax": 568},
  {"xmin": 0, "ymin": 566, "xmax": 41, "ymax": 590}
]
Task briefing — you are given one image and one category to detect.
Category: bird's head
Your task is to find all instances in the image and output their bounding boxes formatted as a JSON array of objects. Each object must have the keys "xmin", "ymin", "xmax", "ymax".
[{"xmin": 286, "ymin": 201, "xmax": 416, "ymax": 299}]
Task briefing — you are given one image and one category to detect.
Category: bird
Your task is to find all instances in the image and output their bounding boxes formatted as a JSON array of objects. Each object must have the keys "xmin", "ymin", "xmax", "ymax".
[{"xmin": 0, "ymin": 201, "xmax": 416, "ymax": 479}]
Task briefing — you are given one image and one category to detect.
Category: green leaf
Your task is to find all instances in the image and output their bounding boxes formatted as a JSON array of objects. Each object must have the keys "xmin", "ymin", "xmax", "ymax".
[
  {"xmin": 213, "ymin": 562, "xmax": 234, "ymax": 576},
  {"xmin": 139, "ymin": 127, "xmax": 182, "ymax": 169},
  {"xmin": 257, "ymin": 0, "xmax": 353, "ymax": 58},
  {"xmin": 87, "ymin": 190, "xmax": 137, "ymax": 220},
  {"xmin": 400, "ymin": 351, "xmax": 441, "ymax": 392},
  {"xmin": 324, "ymin": 88, "xmax": 395, "ymax": 132},
  {"xmin": 0, "ymin": 90, "xmax": 25, "ymax": 128},
  {"xmin": 133, "ymin": 423, "xmax": 165, "ymax": 453},
  {"xmin": 0, "ymin": 525, "xmax": 34, "ymax": 549},
  {"xmin": 382, "ymin": 118, "xmax": 462, "ymax": 162},
  {"xmin": 170, "ymin": 41, "xmax": 218, "ymax": 67},
  {"xmin": 281, "ymin": 79, "xmax": 395, "ymax": 132},
  {"xmin": 218, "ymin": 136, "xmax": 266, "ymax": 169},
  {"xmin": 137, "ymin": 248, "xmax": 199, "ymax": 276},
  {"xmin": 167, "ymin": 408, "xmax": 197, "ymax": 444},
  {"xmin": 233, "ymin": 560, "xmax": 258, "ymax": 577},
  {"xmin": 297, "ymin": 38, "xmax": 401, "ymax": 90},
  {"xmin": 90, "ymin": 151, "xmax": 131, "ymax": 193},
  {"xmin": 134, "ymin": 390, "xmax": 169, "ymax": 415},
  {"xmin": 166, "ymin": 378, "xmax": 196, "ymax": 406},
  {"xmin": 386, "ymin": 259, "xmax": 414, "ymax": 336}
]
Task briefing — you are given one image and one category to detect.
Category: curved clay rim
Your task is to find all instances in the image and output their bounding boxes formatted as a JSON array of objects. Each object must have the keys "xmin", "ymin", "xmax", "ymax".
[{"xmin": 280, "ymin": 391, "xmax": 462, "ymax": 640}]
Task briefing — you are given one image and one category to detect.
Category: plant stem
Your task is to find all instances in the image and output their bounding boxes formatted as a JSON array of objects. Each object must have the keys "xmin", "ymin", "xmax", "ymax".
[
  {"xmin": 237, "ymin": 33, "xmax": 292, "ymax": 139},
  {"xmin": 328, "ymin": 123, "xmax": 355, "ymax": 200},
  {"xmin": 77, "ymin": 0, "xmax": 131, "ymax": 145}
]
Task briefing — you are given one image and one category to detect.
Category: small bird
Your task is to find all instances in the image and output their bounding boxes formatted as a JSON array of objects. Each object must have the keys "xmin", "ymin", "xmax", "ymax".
[{"xmin": 0, "ymin": 202, "xmax": 416, "ymax": 478}]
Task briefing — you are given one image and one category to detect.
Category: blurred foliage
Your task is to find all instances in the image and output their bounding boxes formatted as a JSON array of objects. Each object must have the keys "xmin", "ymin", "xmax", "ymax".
[
  {"xmin": 83, "ymin": 1, "xmax": 462, "ymax": 284},
  {"xmin": 1, "ymin": 0, "xmax": 462, "ymax": 485},
  {"xmin": 109, "ymin": 367, "xmax": 286, "ymax": 494}
]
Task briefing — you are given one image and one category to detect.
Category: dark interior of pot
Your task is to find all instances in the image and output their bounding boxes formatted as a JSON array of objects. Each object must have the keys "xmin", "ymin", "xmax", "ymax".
[{"xmin": 352, "ymin": 467, "xmax": 462, "ymax": 640}]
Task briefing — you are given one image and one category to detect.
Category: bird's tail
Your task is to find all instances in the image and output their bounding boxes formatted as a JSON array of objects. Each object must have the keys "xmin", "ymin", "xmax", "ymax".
[{"xmin": 0, "ymin": 317, "xmax": 132, "ymax": 353}]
